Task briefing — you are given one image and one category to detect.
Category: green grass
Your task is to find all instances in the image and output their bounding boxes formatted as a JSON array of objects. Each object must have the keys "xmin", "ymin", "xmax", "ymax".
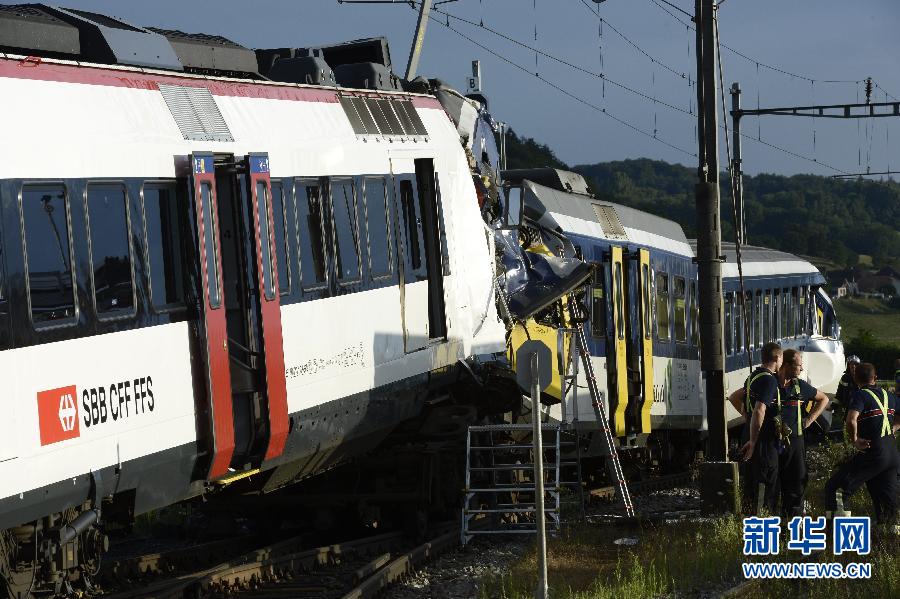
[
  {"xmin": 480, "ymin": 442, "xmax": 900, "ymax": 598},
  {"xmin": 834, "ymin": 297, "xmax": 900, "ymax": 345}
]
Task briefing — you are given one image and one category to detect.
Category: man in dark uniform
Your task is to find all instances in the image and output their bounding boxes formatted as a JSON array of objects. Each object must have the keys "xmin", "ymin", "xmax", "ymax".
[
  {"xmin": 833, "ymin": 355, "xmax": 861, "ymax": 426},
  {"xmin": 738, "ymin": 342, "xmax": 783, "ymax": 514},
  {"xmin": 777, "ymin": 349, "xmax": 830, "ymax": 518},
  {"xmin": 894, "ymin": 358, "xmax": 900, "ymax": 395},
  {"xmin": 824, "ymin": 362, "xmax": 900, "ymax": 525}
]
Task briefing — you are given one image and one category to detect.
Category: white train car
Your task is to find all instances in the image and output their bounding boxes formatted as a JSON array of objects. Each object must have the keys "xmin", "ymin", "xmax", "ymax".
[{"xmin": 0, "ymin": 6, "xmax": 506, "ymax": 593}]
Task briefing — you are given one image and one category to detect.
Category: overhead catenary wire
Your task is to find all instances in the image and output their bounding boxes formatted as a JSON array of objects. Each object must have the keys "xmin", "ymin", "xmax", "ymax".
[
  {"xmin": 427, "ymin": 14, "xmax": 699, "ymax": 158},
  {"xmin": 392, "ymin": 0, "xmax": 854, "ymax": 174},
  {"xmin": 575, "ymin": 0, "xmax": 692, "ymax": 82},
  {"xmin": 427, "ymin": 2, "xmax": 695, "ymax": 117},
  {"xmin": 644, "ymin": 0, "xmax": 862, "ymax": 86}
]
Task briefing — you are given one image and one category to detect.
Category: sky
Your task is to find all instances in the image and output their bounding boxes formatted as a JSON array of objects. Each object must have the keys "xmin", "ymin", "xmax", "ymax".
[{"xmin": 7, "ymin": 0, "xmax": 900, "ymax": 177}]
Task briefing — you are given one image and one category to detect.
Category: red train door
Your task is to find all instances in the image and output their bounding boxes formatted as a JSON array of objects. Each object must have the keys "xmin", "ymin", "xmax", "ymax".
[
  {"xmin": 244, "ymin": 153, "xmax": 289, "ymax": 461},
  {"xmin": 189, "ymin": 153, "xmax": 235, "ymax": 479}
]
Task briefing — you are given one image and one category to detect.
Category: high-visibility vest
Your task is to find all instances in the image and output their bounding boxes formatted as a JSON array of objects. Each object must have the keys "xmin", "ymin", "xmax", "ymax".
[
  {"xmin": 745, "ymin": 370, "xmax": 780, "ymax": 415},
  {"xmin": 862, "ymin": 388, "xmax": 892, "ymax": 438}
]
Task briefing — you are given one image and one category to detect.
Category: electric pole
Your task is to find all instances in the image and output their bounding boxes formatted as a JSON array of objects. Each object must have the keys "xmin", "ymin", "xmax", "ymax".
[
  {"xmin": 695, "ymin": 0, "xmax": 738, "ymax": 514},
  {"xmin": 405, "ymin": 0, "xmax": 432, "ymax": 80},
  {"xmin": 695, "ymin": 0, "xmax": 727, "ymax": 463}
]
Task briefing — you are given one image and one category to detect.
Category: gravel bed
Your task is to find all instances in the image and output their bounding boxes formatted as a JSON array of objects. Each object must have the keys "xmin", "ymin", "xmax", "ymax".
[
  {"xmin": 587, "ymin": 485, "xmax": 702, "ymax": 519},
  {"xmin": 382, "ymin": 536, "xmax": 530, "ymax": 599}
]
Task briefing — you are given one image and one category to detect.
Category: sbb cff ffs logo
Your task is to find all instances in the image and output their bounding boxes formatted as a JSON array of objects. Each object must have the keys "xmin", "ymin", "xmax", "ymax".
[{"xmin": 37, "ymin": 385, "xmax": 80, "ymax": 446}]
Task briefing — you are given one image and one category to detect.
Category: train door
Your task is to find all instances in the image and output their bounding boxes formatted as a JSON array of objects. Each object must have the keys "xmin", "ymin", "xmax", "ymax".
[
  {"xmin": 189, "ymin": 152, "xmax": 289, "ymax": 478},
  {"xmin": 243, "ymin": 154, "xmax": 288, "ymax": 462},
  {"xmin": 607, "ymin": 246, "xmax": 628, "ymax": 436},
  {"xmin": 391, "ymin": 157, "xmax": 446, "ymax": 352},
  {"xmin": 635, "ymin": 249, "xmax": 654, "ymax": 434},
  {"xmin": 189, "ymin": 154, "xmax": 234, "ymax": 479}
]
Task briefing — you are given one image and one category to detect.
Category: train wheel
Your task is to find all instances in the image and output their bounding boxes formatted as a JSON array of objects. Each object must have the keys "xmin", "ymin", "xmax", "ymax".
[{"xmin": 0, "ymin": 530, "xmax": 37, "ymax": 599}]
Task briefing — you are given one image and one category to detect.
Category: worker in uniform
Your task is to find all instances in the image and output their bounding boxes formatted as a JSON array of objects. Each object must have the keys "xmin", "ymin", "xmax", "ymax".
[
  {"xmin": 776, "ymin": 349, "xmax": 830, "ymax": 518},
  {"xmin": 823, "ymin": 362, "xmax": 900, "ymax": 525},
  {"xmin": 894, "ymin": 358, "xmax": 900, "ymax": 395},
  {"xmin": 833, "ymin": 355, "xmax": 861, "ymax": 429},
  {"xmin": 735, "ymin": 342, "xmax": 783, "ymax": 514}
]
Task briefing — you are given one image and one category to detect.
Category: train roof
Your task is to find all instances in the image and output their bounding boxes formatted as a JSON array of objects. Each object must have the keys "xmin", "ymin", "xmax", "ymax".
[
  {"xmin": 0, "ymin": 4, "xmax": 407, "ymax": 91},
  {"xmin": 526, "ymin": 181, "xmax": 692, "ymax": 256},
  {"xmin": 690, "ymin": 241, "xmax": 825, "ymax": 282}
]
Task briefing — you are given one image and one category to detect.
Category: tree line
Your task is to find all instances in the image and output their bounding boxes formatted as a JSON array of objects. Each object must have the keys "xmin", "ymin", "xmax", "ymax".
[{"xmin": 499, "ymin": 127, "xmax": 900, "ymax": 269}]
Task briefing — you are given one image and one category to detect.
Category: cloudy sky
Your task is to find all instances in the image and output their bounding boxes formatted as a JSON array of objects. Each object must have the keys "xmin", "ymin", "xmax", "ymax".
[{"xmin": 8, "ymin": 0, "xmax": 899, "ymax": 176}]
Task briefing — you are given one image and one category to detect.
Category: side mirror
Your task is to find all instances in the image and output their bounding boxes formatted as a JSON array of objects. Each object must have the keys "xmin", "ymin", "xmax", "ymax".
[{"xmin": 503, "ymin": 186, "xmax": 523, "ymax": 228}]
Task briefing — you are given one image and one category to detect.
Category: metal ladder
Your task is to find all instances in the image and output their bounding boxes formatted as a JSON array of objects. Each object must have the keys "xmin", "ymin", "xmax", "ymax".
[
  {"xmin": 566, "ymin": 323, "xmax": 635, "ymax": 518},
  {"xmin": 461, "ymin": 423, "xmax": 563, "ymax": 545}
]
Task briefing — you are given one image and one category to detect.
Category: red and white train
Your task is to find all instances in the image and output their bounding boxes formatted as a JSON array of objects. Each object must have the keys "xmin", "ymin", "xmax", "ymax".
[{"xmin": 0, "ymin": 5, "xmax": 507, "ymax": 594}]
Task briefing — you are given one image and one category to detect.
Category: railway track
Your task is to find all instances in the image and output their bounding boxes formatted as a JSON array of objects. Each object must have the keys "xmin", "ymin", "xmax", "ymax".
[{"xmin": 99, "ymin": 525, "xmax": 460, "ymax": 599}]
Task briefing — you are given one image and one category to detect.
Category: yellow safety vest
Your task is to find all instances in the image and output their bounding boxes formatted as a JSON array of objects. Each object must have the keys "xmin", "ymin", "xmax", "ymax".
[
  {"xmin": 745, "ymin": 371, "xmax": 780, "ymax": 416},
  {"xmin": 862, "ymin": 388, "xmax": 892, "ymax": 438}
]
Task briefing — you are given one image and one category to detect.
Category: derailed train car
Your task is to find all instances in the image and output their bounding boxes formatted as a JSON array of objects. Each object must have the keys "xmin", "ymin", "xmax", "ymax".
[
  {"xmin": 0, "ymin": 6, "xmax": 513, "ymax": 594},
  {"xmin": 504, "ymin": 169, "xmax": 844, "ymax": 466}
]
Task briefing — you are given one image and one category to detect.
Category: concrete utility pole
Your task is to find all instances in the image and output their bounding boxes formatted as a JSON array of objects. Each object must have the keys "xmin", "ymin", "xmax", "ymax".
[
  {"xmin": 405, "ymin": 0, "xmax": 432, "ymax": 80},
  {"xmin": 694, "ymin": 0, "xmax": 727, "ymax": 463},
  {"xmin": 695, "ymin": 0, "xmax": 739, "ymax": 514}
]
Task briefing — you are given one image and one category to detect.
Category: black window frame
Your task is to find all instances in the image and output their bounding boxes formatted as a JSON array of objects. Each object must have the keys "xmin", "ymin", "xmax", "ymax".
[
  {"xmin": 141, "ymin": 180, "xmax": 188, "ymax": 314},
  {"xmin": 362, "ymin": 176, "xmax": 395, "ymax": 280},
  {"xmin": 673, "ymin": 275, "xmax": 687, "ymax": 344},
  {"xmin": 294, "ymin": 177, "xmax": 330, "ymax": 293},
  {"xmin": 655, "ymin": 270, "xmax": 671, "ymax": 342},
  {"xmin": 590, "ymin": 262, "xmax": 607, "ymax": 338},
  {"xmin": 328, "ymin": 177, "xmax": 362, "ymax": 285},
  {"xmin": 20, "ymin": 181, "xmax": 79, "ymax": 329},
  {"xmin": 270, "ymin": 179, "xmax": 292, "ymax": 296},
  {"xmin": 84, "ymin": 181, "xmax": 136, "ymax": 321}
]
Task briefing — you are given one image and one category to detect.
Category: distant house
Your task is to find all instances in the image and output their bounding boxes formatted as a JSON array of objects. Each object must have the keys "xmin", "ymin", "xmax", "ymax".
[
  {"xmin": 835, "ymin": 279, "xmax": 858, "ymax": 298},
  {"xmin": 857, "ymin": 272, "xmax": 900, "ymax": 297}
]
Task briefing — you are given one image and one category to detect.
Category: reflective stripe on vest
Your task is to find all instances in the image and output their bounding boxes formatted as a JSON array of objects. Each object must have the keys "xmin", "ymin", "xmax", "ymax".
[
  {"xmin": 784, "ymin": 379, "xmax": 803, "ymax": 436},
  {"xmin": 745, "ymin": 371, "xmax": 780, "ymax": 415},
  {"xmin": 862, "ymin": 388, "xmax": 892, "ymax": 438}
]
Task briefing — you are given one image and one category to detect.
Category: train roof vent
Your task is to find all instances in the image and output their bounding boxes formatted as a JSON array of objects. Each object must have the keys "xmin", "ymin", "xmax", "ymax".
[
  {"xmin": 148, "ymin": 28, "xmax": 260, "ymax": 79},
  {"xmin": 591, "ymin": 204, "xmax": 628, "ymax": 241},
  {"xmin": 0, "ymin": 4, "xmax": 80, "ymax": 56},
  {"xmin": 158, "ymin": 84, "xmax": 234, "ymax": 142},
  {"xmin": 41, "ymin": 5, "xmax": 182, "ymax": 70},
  {"xmin": 339, "ymin": 95, "xmax": 427, "ymax": 137}
]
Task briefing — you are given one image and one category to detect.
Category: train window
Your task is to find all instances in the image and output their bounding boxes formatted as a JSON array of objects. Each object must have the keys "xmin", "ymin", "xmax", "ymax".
[
  {"xmin": 690, "ymin": 281, "xmax": 699, "ymax": 346},
  {"xmin": 200, "ymin": 183, "xmax": 221, "ymax": 308},
  {"xmin": 271, "ymin": 181, "xmax": 291, "ymax": 295},
  {"xmin": 591, "ymin": 264, "xmax": 606, "ymax": 337},
  {"xmin": 734, "ymin": 293, "xmax": 745, "ymax": 352},
  {"xmin": 615, "ymin": 262, "xmax": 625, "ymax": 340},
  {"xmin": 724, "ymin": 293, "xmax": 734, "ymax": 355},
  {"xmin": 673, "ymin": 276, "xmax": 687, "ymax": 343},
  {"xmin": 763, "ymin": 290, "xmax": 772, "ymax": 342},
  {"xmin": 22, "ymin": 185, "xmax": 76, "ymax": 324},
  {"xmin": 746, "ymin": 291, "xmax": 754, "ymax": 348},
  {"xmin": 87, "ymin": 184, "xmax": 135, "ymax": 317},
  {"xmin": 330, "ymin": 179, "xmax": 361, "ymax": 282},
  {"xmin": 642, "ymin": 264, "xmax": 651, "ymax": 340},
  {"xmin": 297, "ymin": 180, "xmax": 327, "ymax": 289},
  {"xmin": 144, "ymin": 183, "xmax": 186, "ymax": 310},
  {"xmin": 364, "ymin": 177, "xmax": 393, "ymax": 278},
  {"xmin": 256, "ymin": 182, "xmax": 275, "ymax": 300},
  {"xmin": 655, "ymin": 272, "xmax": 670, "ymax": 341},
  {"xmin": 755, "ymin": 291, "xmax": 763, "ymax": 346},
  {"xmin": 399, "ymin": 180, "xmax": 422, "ymax": 270},
  {"xmin": 773, "ymin": 290, "xmax": 781, "ymax": 339},
  {"xmin": 782, "ymin": 290, "xmax": 792, "ymax": 338},
  {"xmin": 793, "ymin": 287, "xmax": 802, "ymax": 336}
]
